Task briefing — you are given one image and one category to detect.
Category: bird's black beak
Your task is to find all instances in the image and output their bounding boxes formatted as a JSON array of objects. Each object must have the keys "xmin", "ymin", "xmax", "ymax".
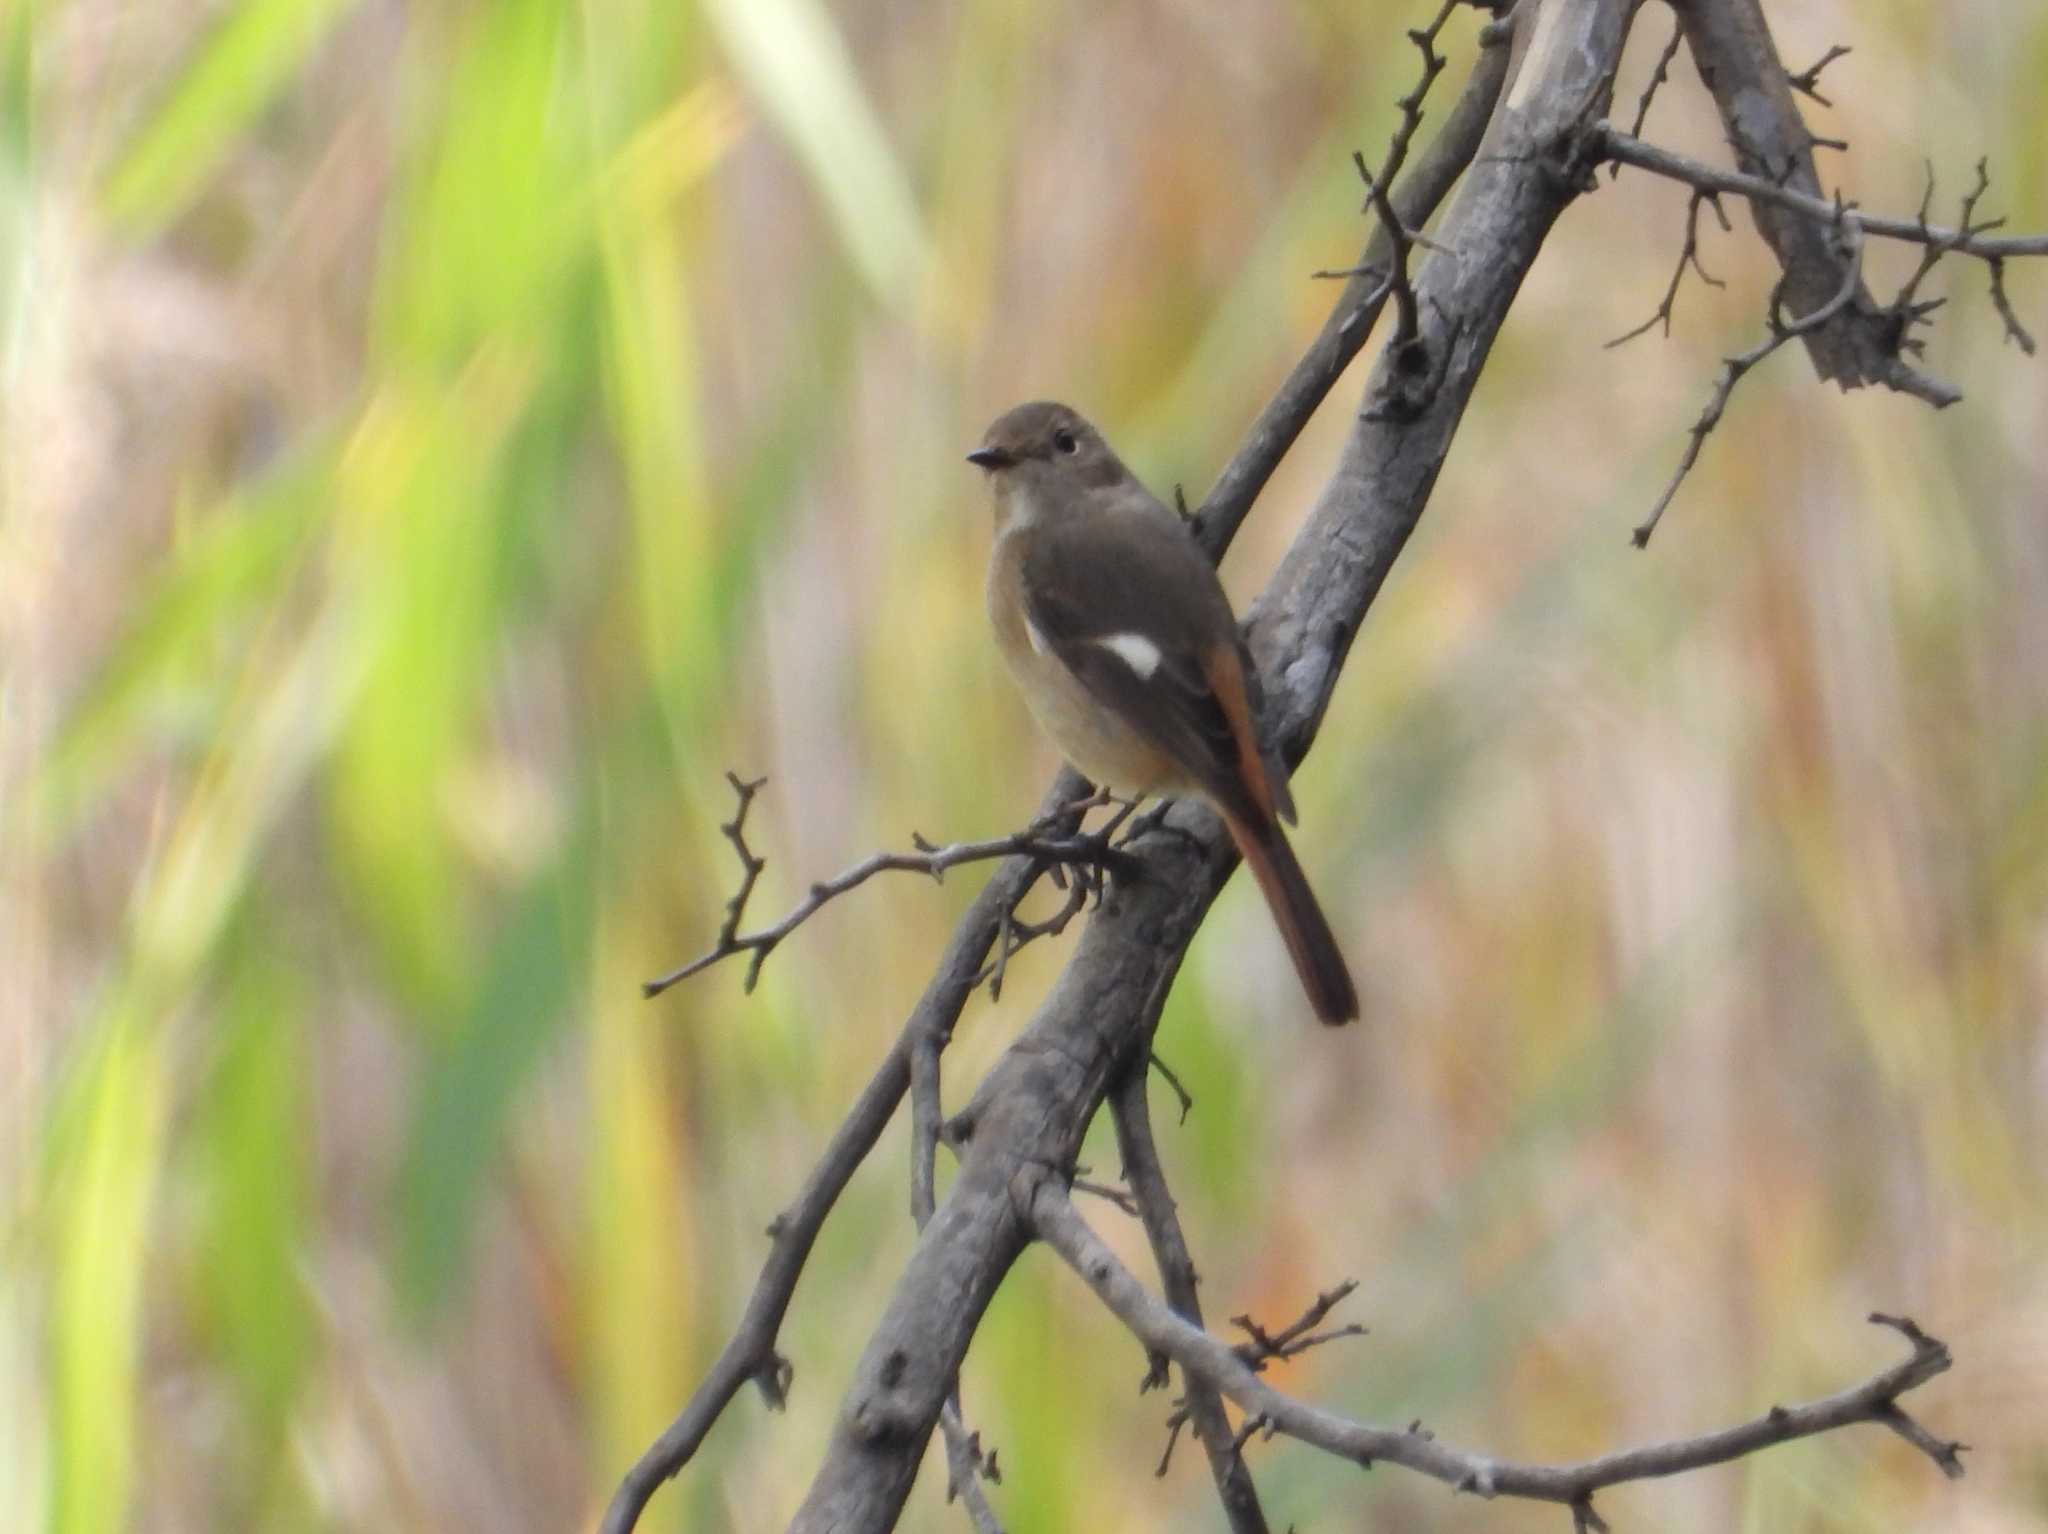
[{"xmin": 966, "ymin": 446, "xmax": 1013, "ymax": 470}]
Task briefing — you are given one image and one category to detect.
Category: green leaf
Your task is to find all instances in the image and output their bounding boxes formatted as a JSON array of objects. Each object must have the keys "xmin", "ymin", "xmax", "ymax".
[
  {"xmin": 44, "ymin": 1013, "xmax": 168, "ymax": 1534},
  {"xmin": 99, "ymin": 0, "xmax": 355, "ymax": 233},
  {"xmin": 395, "ymin": 814, "xmax": 597, "ymax": 1321},
  {"xmin": 195, "ymin": 939, "xmax": 313, "ymax": 1435},
  {"xmin": 701, "ymin": 0, "xmax": 927, "ymax": 309},
  {"xmin": 35, "ymin": 439, "xmax": 333, "ymax": 831}
]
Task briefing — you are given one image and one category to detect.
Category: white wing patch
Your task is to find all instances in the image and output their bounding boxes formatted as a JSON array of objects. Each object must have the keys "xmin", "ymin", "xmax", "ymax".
[
  {"xmin": 1094, "ymin": 632, "xmax": 1163, "ymax": 679},
  {"xmin": 1025, "ymin": 617, "xmax": 1052, "ymax": 657}
]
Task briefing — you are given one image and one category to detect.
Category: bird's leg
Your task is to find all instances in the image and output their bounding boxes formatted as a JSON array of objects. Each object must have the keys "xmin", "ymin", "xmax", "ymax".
[
  {"xmin": 1018, "ymin": 783, "xmax": 1144, "ymax": 898},
  {"xmin": 1067, "ymin": 788, "xmax": 1153, "ymax": 897}
]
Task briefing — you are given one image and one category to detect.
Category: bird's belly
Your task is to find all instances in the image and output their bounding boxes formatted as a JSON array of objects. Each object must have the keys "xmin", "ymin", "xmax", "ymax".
[
  {"xmin": 987, "ymin": 559, "xmax": 1184, "ymax": 797},
  {"xmin": 1011, "ymin": 649, "xmax": 1181, "ymax": 796}
]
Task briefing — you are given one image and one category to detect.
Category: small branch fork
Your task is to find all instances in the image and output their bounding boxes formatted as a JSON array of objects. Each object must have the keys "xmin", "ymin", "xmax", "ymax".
[
  {"xmin": 1600, "ymin": 126, "xmax": 2045, "ymax": 317},
  {"xmin": 1314, "ymin": 0, "xmax": 1468, "ymax": 355},
  {"xmin": 1108, "ymin": 1065, "xmax": 1271, "ymax": 1532},
  {"xmin": 1618, "ymin": 17, "xmax": 1684, "ymax": 151},
  {"xmin": 1033, "ymin": 1177, "xmax": 1965, "ymax": 1530},
  {"xmin": 642, "ymin": 774, "xmax": 1133, "ymax": 999},
  {"xmin": 1605, "ymin": 187, "xmax": 1729, "ymax": 348},
  {"xmin": 1785, "ymin": 44, "xmax": 1853, "ymax": 109},
  {"xmin": 1631, "ymin": 219, "xmax": 1866, "ymax": 548},
  {"xmin": 1596, "ymin": 122, "xmax": 2047, "ymax": 544}
]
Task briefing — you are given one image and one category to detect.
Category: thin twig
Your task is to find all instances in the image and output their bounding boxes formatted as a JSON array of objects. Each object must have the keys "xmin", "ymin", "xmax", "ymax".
[
  {"xmin": 980, "ymin": 875, "xmax": 1092, "ymax": 1003},
  {"xmin": 1987, "ymin": 256, "xmax": 2037, "ymax": 354},
  {"xmin": 1615, "ymin": 16, "xmax": 1685, "ymax": 170},
  {"xmin": 1033, "ymin": 1181, "xmax": 1963, "ymax": 1510},
  {"xmin": 1229, "ymin": 1282, "xmax": 1368, "ymax": 1369},
  {"xmin": 1599, "ymin": 124, "xmax": 2048, "ymax": 259},
  {"xmin": 1633, "ymin": 220, "xmax": 1867, "ymax": 547},
  {"xmin": 1605, "ymin": 187, "xmax": 1731, "ymax": 347},
  {"xmin": 1334, "ymin": 3, "xmax": 1461, "ymax": 353},
  {"xmin": 643, "ymin": 780, "xmax": 1131, "ymax": 998},
  {"xmin": 1867, "ymin": 1314, "xmax": 1970, "ymax": 1478},
  {"xmin": 602, "ymin": 768, "xmax": 1092, "ymax": 1534},
  {"xmin": 1884, "ymin": 158, "xmax": 2036, "ymax": 355},
  {"xmin": 1110, "ymin": 1066, "xmax": 1269, "ymax": 1533},
  {"xmin": 938, "ymin": 1404, "xmax": 1006, "ymax": 1532},
  {"xmin": 1785, "ymin": 43, "xmax": 1851, "ymax": 108},
  {"xmin": 1147, "ymin": 1052, "xmax": 1195, "ymax": 1124},
  {"xmin": 1192, "ymin": 0, "xmax": 1509, "ymax": 558},
  {"xmin": 1072, "ymin": 1177, "xmax": 1141, "ymax": 1217}
]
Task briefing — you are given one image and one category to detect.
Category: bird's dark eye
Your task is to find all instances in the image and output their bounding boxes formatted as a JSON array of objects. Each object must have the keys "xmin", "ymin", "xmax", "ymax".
[{"xmin": 1052, "ymin": 428, "xmax": 1079, "ymax": 455}]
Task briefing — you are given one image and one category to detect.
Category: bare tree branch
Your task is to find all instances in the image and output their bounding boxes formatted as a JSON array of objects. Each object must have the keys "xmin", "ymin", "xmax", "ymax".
[
  {"xmin": 771, "ymin": 5, "xmax": 1643, "ymax": 1527},
  {"xmin": 601, "ymin": 768, "xmax": 1090, "ymax": 1534},
  {"xmin": 1633, "ymin": 221, "xmax": 1868, "ymax": 546},
  {"xmin": 1605, "ymin": 185, "xmax": 1730, "ymax": 347},
  {"xmin": 1032, "ymin": 1181, "xmax": 1962, "ymax": 1517},
  {"xmin": 1598, "ymin": 126, "xmax": 2048, "ymax": 263},
  {"xmin": 1192, "ymin": 4, "xmax": 1511, "ymax": 560},
  {"xmin": 1671, "ymin": 0, "xmax": 1958, "ymax": 405},
  {"xmin": 1597, "ymin": 108, "xmax": 2047, "ymax": 541},
  {"xmin": 642, "ymin": 777, "xmax": 1128, "ymax": 998},
  {"xmin": 606, "ymin": 6, "xmax": 2018, "ymax": 1531},
  {"xmin": 1314, "ymin": 0, "xmax": 1469, "ymax": 349},
  {"xmin": 1784, "ymin": 43, "xmax": 1852, "ymax": 108},
  {"xmin": 1108, "ymin": 1066, "xmax": 1270, "ymax": 1533},
  {"xmin": 1228, "ymin": 1282, "xmax": 1368, "ymax": 1370},
  {"xmin": 609, "ymin": 16, "xmax": 1516, "ymax": 1524},
  {"xmin": 1620, "ymin": 15, "xmax": 1685, "ymax": 151}
]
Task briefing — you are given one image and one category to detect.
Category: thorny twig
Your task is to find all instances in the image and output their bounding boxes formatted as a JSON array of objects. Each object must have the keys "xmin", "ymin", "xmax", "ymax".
[
  {"xmin": 1230, "ymin": 1282, "xmax": 1369, "ymax": 1370},
  {"xmin": 643, "ymin": 777, "xmax": 1133, "ymax": 998},
  {"xmin": 604, "ymin": 768, "xmax": 1090, "ymax": 1534},
  {"xmin": 1785, "ymin": 43, "xmax": 1852, "ymax": 108},
  {"xmin": 1615, "ymin": 16, "xmax": 1684, "ymax": 166},
  {"xmin": 1606, "ymin": 116, "xmax": 2048, "ymax": 541},
  {"xmin": 1036, "ymin": 1182, "xmax": 1966, "ymax": 1522},
  {"xmin": 1193, "ymin": 0, "xmax": 1508, "ymax": 559},
  {"xmin": 1888, "ymin": 159, "xmax": 2038, "ymax": 356},
  {"xmin": 1606, "ymin": 186, "xmax": 1731, "ymax": 347},
  {"xmin": 938, "ymin": 1409, "xmax": 1004, "ymax": 1532},
  {"xmin": 1315, "ymin": 0, "xmax": 1464, "ymax": 353},
  {"xmin": 1633, "ymin": 219, "xmax": 1868, "ymax": 547},
  {"xmin": 1598, "ymin": 124, "xmax": 2048, "ymax": 261},
  {"xmin": 1159, "ymin": 1280, "xmax": 1368, "ymax": 1474},
  {"xmin": 1147, "ymin": 1052, "xmax": 1195, "ymax": 1124},
  {"xmin": 1109, "ymin": 1066, "xmax": 1270, "ymax": 1532}
]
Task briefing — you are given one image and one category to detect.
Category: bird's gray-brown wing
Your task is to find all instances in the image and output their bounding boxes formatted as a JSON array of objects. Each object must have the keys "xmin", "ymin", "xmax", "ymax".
[{"xmin": 1018, "ymin": 510, "xmax": 1294, "ymax": 824}]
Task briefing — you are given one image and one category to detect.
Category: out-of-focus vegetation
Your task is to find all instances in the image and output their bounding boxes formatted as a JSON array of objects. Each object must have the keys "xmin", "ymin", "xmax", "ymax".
[{"xmin": 2, "ymin": 2, "xmax": 2044, "ymax": 1530}]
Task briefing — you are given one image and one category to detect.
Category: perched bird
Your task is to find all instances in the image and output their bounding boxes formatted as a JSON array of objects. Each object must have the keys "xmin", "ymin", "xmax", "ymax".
[{"xmin": 970, "ymin": 401, "xmax": 1359, "ymax": 1025}]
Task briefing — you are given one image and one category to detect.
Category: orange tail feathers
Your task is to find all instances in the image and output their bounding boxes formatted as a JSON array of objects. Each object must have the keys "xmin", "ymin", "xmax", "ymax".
[{"xmin": 1223, "ymin": 810, "xmax": 1359, "ymax": 1026}]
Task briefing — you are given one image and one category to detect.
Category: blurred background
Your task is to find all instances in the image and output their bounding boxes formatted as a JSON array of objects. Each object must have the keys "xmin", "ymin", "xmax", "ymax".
[{"xmin": 4, "ymin": 0, "xmax": 2045, "ymax": 1530}]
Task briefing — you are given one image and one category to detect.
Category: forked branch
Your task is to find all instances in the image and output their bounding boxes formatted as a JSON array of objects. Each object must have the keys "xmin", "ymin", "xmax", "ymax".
[
  {"xmin": 1033, "ymin": 1180, "xmax": 1963, "ymax": 1526},
  {"xmin": 642, "ymin": 775, "xmax": 1131, "ymax": 998},
  {"xmin": 1633, "ymin": 221, "xmax": 1866, "ymax": 547},
  {"xmin": 1597, "ymin": 119, "xmax": 2047, "ymax": 542}
]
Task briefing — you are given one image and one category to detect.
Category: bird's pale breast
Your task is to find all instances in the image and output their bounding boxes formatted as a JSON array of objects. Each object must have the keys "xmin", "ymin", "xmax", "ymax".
[{"xmin": 986, "ymin": 528, "xmax": 1191, "ymax": 797}]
